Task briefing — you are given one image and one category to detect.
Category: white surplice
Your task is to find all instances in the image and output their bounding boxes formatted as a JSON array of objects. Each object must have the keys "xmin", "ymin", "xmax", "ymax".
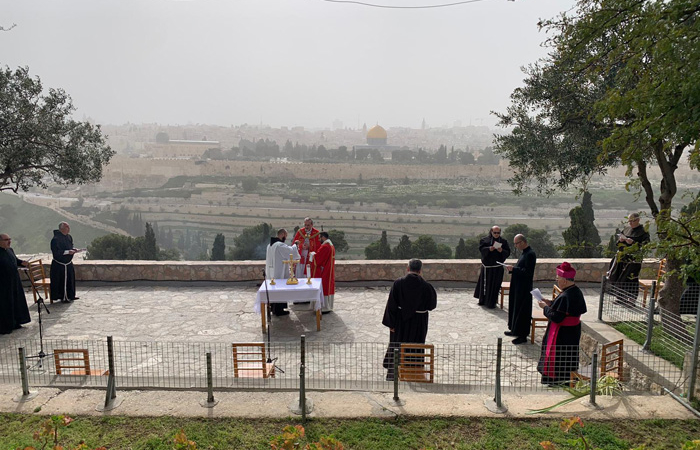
[{"xmin": 265, "ymin": 241, "xmax": 300, "ymax": 281}]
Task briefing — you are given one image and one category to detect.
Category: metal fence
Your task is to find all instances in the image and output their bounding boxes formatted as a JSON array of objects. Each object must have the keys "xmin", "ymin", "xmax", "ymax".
[
  {"xmin": 599, "ymin": 278, "xmax": 700, "ymax": 397},
  {"xmin": 0, "ymin": 334, "xmax": 690, "ymax": 397}
]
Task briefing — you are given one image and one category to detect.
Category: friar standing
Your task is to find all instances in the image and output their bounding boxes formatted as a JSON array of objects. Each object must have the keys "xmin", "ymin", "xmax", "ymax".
[
  {"xmin": 0, "ymin": 233, "xmax": 31, "ymax": 334},
  {"xmin": 265, "ymin": 228, "xmax": 301, "ymax": 316},
  {"xmin": 474, "ymin": 226, "xmax": 510, "ymax": 309},
  {"xmin": 312, "ymin": 231, "xmax": 336, "ymax": 313},
  {"xmin": 382, "ymin": 259, "xmax": 437, "ymax": 380},
  {"xmin": 505, "ymin": 234, "xmax": 536, "ymax": 345},
  {"xmin": 607, "ymin": 212, "xmax": 650, "ymax": 305},
  {"xmin": 50, "ymin": 222, "xmax": 80, "ymax": 303},
  {"xmin": 537, "ymin": 262, "xmax": 587, "ymax": 386}
]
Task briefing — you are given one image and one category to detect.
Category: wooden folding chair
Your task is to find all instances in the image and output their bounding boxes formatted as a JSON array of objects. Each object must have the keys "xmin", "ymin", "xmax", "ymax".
[
  {"xmin": 570, "ymin": 339, "xmax": 624, "ymax": 387},
  {"xmin": 26, "ymin": 259, "xmax": 52, "ymax": 304},
  {"xmin": 530, "ymin": 285, "xmax": 562, "ymax": 343},
  {"xmin": 499, "ymin": 282, "xmax": 510, "ymax": 309},
  {"xmin": 639, "ymin": 259, "xmax": 666, "ymax": 307},
  {"xmin": 232, "ymin": 343, "xmax": 275, "ymax": 378},
  {"xmin": 53, "ymin": 349, "xmax": 108, "ymax": 376},
  {"xmin": 398, "ymin": 343, "xmax": 434, "ymax": 383}
]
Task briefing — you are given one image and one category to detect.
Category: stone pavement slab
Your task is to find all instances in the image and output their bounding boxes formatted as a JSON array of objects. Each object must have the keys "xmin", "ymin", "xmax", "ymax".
[{"xmin": 2, "ymin": 282, "xmax": 602, "ymax": 345}]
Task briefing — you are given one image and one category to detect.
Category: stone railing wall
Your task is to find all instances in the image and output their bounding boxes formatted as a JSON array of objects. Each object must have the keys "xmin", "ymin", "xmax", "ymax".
[{"xmin": 67, "ymin": 259, "xmax": 662, "ymax": 284}]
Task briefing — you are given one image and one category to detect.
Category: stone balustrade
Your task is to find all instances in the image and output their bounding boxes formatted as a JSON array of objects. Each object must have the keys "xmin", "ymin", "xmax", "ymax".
[{"xmin": 67, "ymin": 259, "xmax": 662, "ymax": 284}]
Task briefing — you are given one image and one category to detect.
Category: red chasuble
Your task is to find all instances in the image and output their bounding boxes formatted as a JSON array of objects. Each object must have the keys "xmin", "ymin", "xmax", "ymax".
[
  {"xmin": 312, "ymin": 241, "xmax": 336, "ymax": 296},
  {"xmin": 293, "ymin": 227, "xmax": 321, "ymax": 268}
]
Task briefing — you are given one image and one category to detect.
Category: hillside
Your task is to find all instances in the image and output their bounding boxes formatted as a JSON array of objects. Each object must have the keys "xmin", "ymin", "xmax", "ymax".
[{"xmin": 0, "ymin": 193, "xmax": 109, "ymax": 254}]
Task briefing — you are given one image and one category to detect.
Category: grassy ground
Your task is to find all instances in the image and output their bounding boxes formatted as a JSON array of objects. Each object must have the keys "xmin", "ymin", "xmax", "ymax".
[
  {"xmin": 1, "ymin": 414, "xmax": 699, "ymax": 450},
  {"xmin": 0, "ymin": 193, "xmax": 108, "ymax": 253},
  {"xmin": 612, "ymin": 322, "xmax": 690, "ymax": 369}
]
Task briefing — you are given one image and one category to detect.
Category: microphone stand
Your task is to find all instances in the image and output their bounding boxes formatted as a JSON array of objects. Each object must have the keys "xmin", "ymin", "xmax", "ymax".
[
  {"xmin": 22, "ymin": 268, "xmax": 50, "ymax": 373},
  {"xmin": 262, "ymin": 268, "xmax": 284, "ymax": 374}
]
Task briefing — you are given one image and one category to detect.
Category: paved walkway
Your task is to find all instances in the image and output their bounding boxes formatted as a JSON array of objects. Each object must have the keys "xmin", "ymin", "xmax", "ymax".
[
  {"xmin": 1, "ymin": 281, "xmax": 696, "ymax": 419},
  {"xmin": 3, "ymin": 281, "xmax": 601, "ymax": 344}
]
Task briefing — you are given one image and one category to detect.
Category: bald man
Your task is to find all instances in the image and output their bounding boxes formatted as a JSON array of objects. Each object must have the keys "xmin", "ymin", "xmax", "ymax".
[{"xmin": 50, "ymin": 222, "xmax": 79, "ymax": 303}]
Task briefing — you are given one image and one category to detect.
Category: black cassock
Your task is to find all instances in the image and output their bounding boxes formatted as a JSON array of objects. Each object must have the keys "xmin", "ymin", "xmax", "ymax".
[
  {"xmin": 473, "ymin": 235, "xmax": 510, "ymax": 308},
  {"xmin": 0, "ymin": 248, "xmax": 31, "ymax": 334},
  {"xmin": 382, "ymin": 273, "xmax": 437, "ymax": 373},
  {"xmin": 537, "ymin": 284, "xmax": 587, "ymax": 384},
  {"xmin": 607, "ymin": 224, "xmax": 650, "ymax": 304},
  {"xmin": 508, "ymin": 246, "xmax": 536, "ymax": 338},
  {"xmin": 50, "ymin": 230, "xmax": 76, "ymax": 301}
]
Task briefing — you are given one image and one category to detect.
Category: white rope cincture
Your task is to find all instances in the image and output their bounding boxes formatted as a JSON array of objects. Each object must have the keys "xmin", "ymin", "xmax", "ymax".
[{"xmin": 54, "ymin": 260, "xmax": 73, "ymax": 301}]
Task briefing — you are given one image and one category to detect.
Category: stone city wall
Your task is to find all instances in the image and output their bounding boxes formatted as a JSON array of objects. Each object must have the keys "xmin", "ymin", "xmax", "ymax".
[
  {"xmin": 101, "ymin": 156, "xmax": 511, "ymax": 182},
  {"xmin": 69, "ymin": 259, "xmax": 659, "ymax": 284}
]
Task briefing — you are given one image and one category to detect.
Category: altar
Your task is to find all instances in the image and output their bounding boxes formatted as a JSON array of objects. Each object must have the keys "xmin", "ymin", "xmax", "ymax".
[{"xmin": 255, "ymin": 278, "xmax": 324, "ymax": 332}]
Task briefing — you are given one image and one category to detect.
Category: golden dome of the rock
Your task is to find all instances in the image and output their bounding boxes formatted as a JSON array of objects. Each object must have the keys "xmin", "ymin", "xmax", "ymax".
[{"xmin": 366, "ymin": 125, "xmax": 387, "ymax": 140}]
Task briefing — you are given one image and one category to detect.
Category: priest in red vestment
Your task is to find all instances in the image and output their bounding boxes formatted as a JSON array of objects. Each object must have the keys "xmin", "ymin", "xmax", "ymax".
[
  {"xmin": 293, "ymin": 217, "xmax": 321, "ymax": 278},
  {"xmin": 312, "ymin": 231, "xmax": 336, "ymax": 313}
]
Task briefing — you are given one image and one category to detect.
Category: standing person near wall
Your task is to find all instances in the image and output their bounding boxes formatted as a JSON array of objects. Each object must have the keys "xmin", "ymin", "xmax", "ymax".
[
  {"xmin": 474, "ymin": 225, "xmax": 510, "ymax": 309},
  {"xmin": 51, "ymin": 222, "xmax": 81, "ymax": 303},
  {"xmin": 505, "ymin": 234, "xmax": 536, "ymax": 345}
]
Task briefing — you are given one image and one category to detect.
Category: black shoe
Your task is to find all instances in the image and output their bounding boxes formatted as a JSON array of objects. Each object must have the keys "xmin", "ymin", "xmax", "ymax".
[
  {"xmin": 72, "ymin": 297, "xmax": 79, "ymax": 301},
  {"xmin": 321, "ymin": 311, "xmax": 332, "ymax": 315},
  {"xmin": 386, "ymin": 373, "xmax": 394, "ymax": 381},
  {"xmin": 60, "ymin": 299, "xmax": 70, "ymax": 303},
  {"xmin": 273, "ymin": 310, "xmax": 290, "ymax": 316},
  {"xmin": 13, "ymin": 324, "xmax": 23, "ymax": 330},
  {"xmin": 504, "ymin": 331, "xmax": 516, "ymax": 337},
  {"xmin": 512, "ymin": 336, "xmax": 527, "ymax": 345},
  {"xmin": 477, "ymin": 302, "xmax": 485, "ymax": 306},
  {"xmin": 296, "ymin": 301, "xmax": 311, "ymax": 305}
]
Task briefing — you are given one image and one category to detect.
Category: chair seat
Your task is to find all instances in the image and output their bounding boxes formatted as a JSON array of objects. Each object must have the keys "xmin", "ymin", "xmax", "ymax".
[
  {"xmin": 398, "ymin": 366, "xmax": 432, "ymax": 382},
  {"xmin": 234, "ymin": 362, "xmax": 275, "ymax": 378},
  {"xmin": 58, "ymin": 369, "xmax": 109, "ymax": 376}
]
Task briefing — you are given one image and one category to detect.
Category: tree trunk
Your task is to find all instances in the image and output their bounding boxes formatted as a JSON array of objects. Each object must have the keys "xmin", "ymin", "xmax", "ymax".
[{"xmin": 657, "ymin": 257, "xmax": 683, "ymax": 315}]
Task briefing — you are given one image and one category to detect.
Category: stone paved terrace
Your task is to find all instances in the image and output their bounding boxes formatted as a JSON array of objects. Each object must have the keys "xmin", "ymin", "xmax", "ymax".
[{"xmin": 0, "ymin": 280, "xmax": 611, "ymax": 393}]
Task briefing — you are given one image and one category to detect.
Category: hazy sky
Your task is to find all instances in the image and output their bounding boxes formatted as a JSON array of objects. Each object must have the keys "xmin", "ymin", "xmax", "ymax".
[{"xmin": 1, "ymin": 0, "xmax": 576, "ymax": 129}]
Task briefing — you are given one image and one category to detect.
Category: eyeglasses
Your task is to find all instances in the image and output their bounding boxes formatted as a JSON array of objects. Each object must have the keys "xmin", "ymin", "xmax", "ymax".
[
  {"xmin": 0, "ymin": 238, "xmax": 10, "ymax": 241},
  {"xmin": 514, "ymin": 240, "xmax": 523, "ymax": 245},
  {"xmin": 492, "ymin": 232, "xmax": 500, "ymax": 235}
]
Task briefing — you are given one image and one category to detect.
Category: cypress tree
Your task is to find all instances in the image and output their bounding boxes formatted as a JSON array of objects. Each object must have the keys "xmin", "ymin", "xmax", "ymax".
[{"xmin": 562, "ymin": 191, "xmax": 602, "ymax": 257}]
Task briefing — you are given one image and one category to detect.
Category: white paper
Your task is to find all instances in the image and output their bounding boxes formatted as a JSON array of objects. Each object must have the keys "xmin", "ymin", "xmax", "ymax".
[
  {"xmin": 531, "ymin": 288, "xmax": 544, "ymax": 301},
  {"xmin": 493, "ymin": 241, "xmax": 502, "ymax": 249},
  {"xmin": 63, "ymin": 250, "xmax": 71, "ymax": 255},
  {"xmin": 309, "ymin": 252, "xmax": 316, "ymax": 262}
]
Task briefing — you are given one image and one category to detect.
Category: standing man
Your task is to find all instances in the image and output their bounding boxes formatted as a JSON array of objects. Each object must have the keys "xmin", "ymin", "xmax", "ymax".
[
  {"xmin": 51, "ymin": 222, "xmax": 80, "ymax": 303},
  {"xmin": 505, "ymin": 234, "xmax": 536, "ymax": 345},
  {"xmin": 474, "ymin": 226, "xmax": 510, "ymax": 308},
  {"xmin": 607, "ymin": 212, "xmax": 650, "ymax": 305},
  {"xmin": 312, "ymin": 231, "xmax": 336, "ymax": 313},
  {"xmin": 382, "ymin": 259, "xmax": 437, "ymax": 380},
  {"xmin": 0, "ymin": 234, "xmax": 31, "ymax": 334},
  {"xmin": 537, "ymin": 262, "xmax": 587, "ymax": 386},
  {"xmin": 265, "ymin": 228, "xmax": 301, "ymax": 316},
  {"xmin": 293, "ymin": 218, "xmax": 321, "ymax": 279}
]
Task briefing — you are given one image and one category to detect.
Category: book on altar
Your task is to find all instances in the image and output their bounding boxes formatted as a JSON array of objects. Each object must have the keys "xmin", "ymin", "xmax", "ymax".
[
  {"xmin": 493, "ymin": 242, "xmax": 502, "ymax": 249},
  {"xmin": 530, "ymin": 288, "xmax": 544, "ymax": 301}
]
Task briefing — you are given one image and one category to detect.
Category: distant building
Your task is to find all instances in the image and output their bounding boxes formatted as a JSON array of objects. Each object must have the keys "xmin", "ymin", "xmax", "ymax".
[
  {"xmin": 146, "ymin": 139, "xmax": 221, "ymax": 158},
  {"xmin": 352, "ymin": 124, "xmax": 402, "ymax": 160}
]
